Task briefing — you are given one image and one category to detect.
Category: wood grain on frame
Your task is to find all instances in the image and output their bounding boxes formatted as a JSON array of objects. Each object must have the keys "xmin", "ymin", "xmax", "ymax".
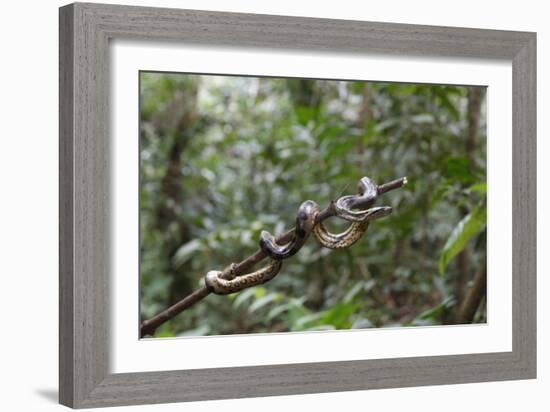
[{"xmin": 59, "ymin": 2, "xmax": 536, "ymax": 408}]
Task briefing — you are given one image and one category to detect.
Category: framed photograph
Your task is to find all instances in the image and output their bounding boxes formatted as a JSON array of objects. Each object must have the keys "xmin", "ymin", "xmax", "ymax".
[{"xmin": 59, "ymin": 2, "xmax": 536, "ymax": 408}]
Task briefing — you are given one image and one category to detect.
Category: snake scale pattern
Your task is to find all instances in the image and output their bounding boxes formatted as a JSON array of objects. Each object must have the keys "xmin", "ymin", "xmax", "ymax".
[
  {"xmin": 259, "ymin": 200, "xmax": 318, "ymax": 260},
  {"xmin": 205, "ymin": 260, "xmax": 283, "ymax": 295},
  {"xmin": 312, "ymin": 206, "xmax": 392, "ymax": 248},
  {"xmin": 312, "ymin": 177, "xmax": 392, "ymax": 249}
]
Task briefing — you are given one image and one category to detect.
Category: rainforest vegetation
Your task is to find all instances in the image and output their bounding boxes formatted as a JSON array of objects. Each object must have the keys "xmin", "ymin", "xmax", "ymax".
[{"xmin": 139, "ymin": 72, "xmax": 487, "ymax": 337}]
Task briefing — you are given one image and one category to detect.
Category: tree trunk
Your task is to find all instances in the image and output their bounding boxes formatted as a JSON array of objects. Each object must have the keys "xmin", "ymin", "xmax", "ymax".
[{"xmin": 453, "ymin": 87, "xmax": 484, "ymax": 319}]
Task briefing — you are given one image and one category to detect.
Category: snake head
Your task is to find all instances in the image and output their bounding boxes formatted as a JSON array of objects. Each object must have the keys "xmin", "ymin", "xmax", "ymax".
[
  {"xmin": 364, "ymin": 206, "xmax": 392, "ymax": 221},
  {"xmin": 357, "ymin": 176, "xmax": 378, "ymax": 199},
  {"xmin": 259, "ymin": 200, "xmax": 319, "ymax": 260},
  {"xmin": 336, "ymin": 176, "xmax": 379, "ymax": 214},
  {"xmin": 296, "ymin": 200, "xmax": 320, "ymax": 234}
]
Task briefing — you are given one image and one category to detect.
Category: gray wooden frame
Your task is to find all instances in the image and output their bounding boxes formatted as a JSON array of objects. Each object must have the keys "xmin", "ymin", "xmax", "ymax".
[{"xmin": 59, "ymin": 2, "xmax": 536, "ymax": 408}]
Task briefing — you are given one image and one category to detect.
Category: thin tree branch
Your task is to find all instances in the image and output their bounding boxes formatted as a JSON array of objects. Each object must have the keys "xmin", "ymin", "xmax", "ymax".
[
  {"xmin": 140, "ymin": 176, "xmax": 407, "ymax": 338},
  {"xmin": 456, "ymin": 257, "xmax": 487, "ymax": 324}
]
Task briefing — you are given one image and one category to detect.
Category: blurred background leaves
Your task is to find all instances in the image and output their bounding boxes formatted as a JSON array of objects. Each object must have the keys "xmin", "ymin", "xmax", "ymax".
[{"xmin": 139, "ymin": 72, "xmax": 487, "ymax": 337}]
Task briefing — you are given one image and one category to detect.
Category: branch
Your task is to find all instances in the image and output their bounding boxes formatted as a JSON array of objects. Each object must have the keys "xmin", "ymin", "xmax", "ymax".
[
  {"xmin": 456, "ymin": 257, "xmax": 487, "ymax": 324},
  {"xmin": 140, "ymin": 176, "xmax": 407, "ymax": 338}
]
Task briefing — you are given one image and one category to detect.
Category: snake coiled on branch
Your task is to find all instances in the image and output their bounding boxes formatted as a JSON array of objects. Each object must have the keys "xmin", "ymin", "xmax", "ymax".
[
  {"xmin": 205, "ymin": 176, "xmax": 395, "ymax": 294},
  {"xmin": 259, "ymin": 200, "xmax": 318, "ymax": 260},
  {"xmin": 205, "ymin": 259, "xmax": 283, "ymax": 295},
  {"xmin": 335, "ymin": 177, "xmax": 379, "ymax": 221},
  {"xmin": 312, "ymin": 206, "xmax": 392, "ymax": 249},
  {"xmin": 312, "ymin": 177, "xmax": 392, "ymax": 249}
]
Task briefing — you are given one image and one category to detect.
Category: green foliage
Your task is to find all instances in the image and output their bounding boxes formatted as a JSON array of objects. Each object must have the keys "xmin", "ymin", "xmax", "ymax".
[
  {"xmin": 412, "ymin": 296, "xmax": 455, "ymax": 326},
  {"xmin": 445, "ymin": 157, "xmax": 476, "ymax": 184},
  {"xmin": 439, "ymin": 202, "xmax": 487, "ymax": 276},
  {"xmin": 139, "ymin": 73, "xmax": 487, "ymax": 337}
]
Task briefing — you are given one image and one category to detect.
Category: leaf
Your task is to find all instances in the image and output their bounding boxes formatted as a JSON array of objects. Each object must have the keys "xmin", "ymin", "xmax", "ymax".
[
  {"xmin": 304, "ymin": 324, "xmax": 336, "ymax": 331},
  {"xmin": 343, "ymin": 281, "xmax": 365, "ymax": 303},
  {"xmin": 267, "ymin": 297, "xmax": 307, "ymax": 322},
  {"xmin": 233, "ymin": 287, "xmax": 260, "ymax": 309},
  {"xmin": 410, "ymin": 113, "xmax": 434, "ymax": 124},
  {"xmin": 318, "ymin": 302, "xmax": 358, "ymax": 329},
  {"xmin": 468, "ymin": 182, "xmax": 487, "ymax": 195},
  {"xmin": 326, "ymin": 137, "xmax": 358, "ymax": 158},
  {"xmin": 439, "ymin": 203, "xmax": 487, "ymax": 275},
  {"xmin": 429, "ymin": 182, "xmax": 454, "ymax": 209},
  {"xmin": 295, "ymin": 106, "xmax": 316, "ymax": 126},
  {"xmin": 249, "ymin": 292, "xmax": 281, "ymax": 312},
  {"xmin": 318, "ymin": 124, "xmax": 346, "ymax": 142},
  {"xmin": 172, "ymin": 239, "xmax": 203, "ymax": 268},
  {"xmin": 177, "ymin": 325, "xmax": 210, "ymax": 336},
  {"xmin": 266, "ymin": 303, "xmax": 294, "ymax": 322},
  {"xmin": 444, "ymin": 157, "xmax": 475, "ymax": 184},
  {"xmin": 374, "ymin": 118, "xmax": 398, "ymax": 133},
  {"xmin": 154, "ymin": 330, "xmax": 175, "ymax": 338},
  {"xmin": 292, "ymin": 313, "xmax": 323, "ymax": 331},
  {"xmin": 435, "ymin": 89, "xmax": 460, "ymax": 120},
  {"xmin": 415, "ymin": 297, "xmax": 455, "ymax": 321}
]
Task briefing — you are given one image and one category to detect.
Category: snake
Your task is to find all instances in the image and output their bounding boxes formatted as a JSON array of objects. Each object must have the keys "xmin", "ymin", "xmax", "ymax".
[
  {"xmin": 335, "ymin": 176, "xmax": 379, "ymax": 222},
  {"xmin": 312, "ymin": 177, "xmax": 392, "ymax": 249},
  {"xmin": 205, "ymin": 259, "xmax": 283, "ymax": 295},
  {"xmin": 259, "ymin": 177, "xmax": 393, "ymax": 254},
  {"xmin": 312, "ymin": 206, "xmax": 392, "ymax": 249},
  {"xmin": 206, "ymin": 175, "xmax": 392, "ymax": 293},
  {"xmin": 259, "ymin": 200, "xmax": 318, "ymax": 260}
]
